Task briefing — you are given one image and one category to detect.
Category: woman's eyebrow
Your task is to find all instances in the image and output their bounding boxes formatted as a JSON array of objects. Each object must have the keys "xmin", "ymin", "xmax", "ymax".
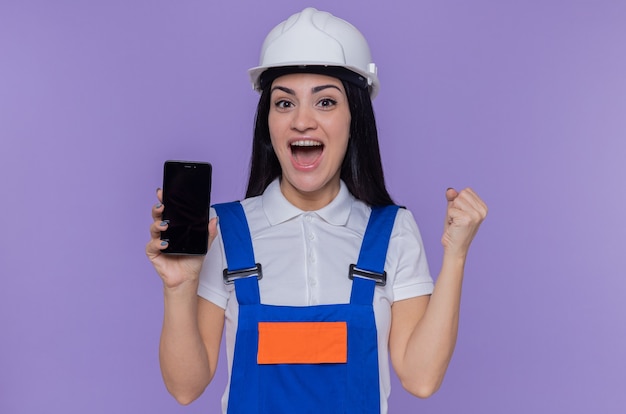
[
  {"xmin": 270, "ymin": 84, "xmax": 343, "ymax": 95},
  {"xmin": 271, "ymin": 85, "xmax": 295, "ymax": 95},
  {"xmin": 312, "ymin": 84, "xmax": 342, "ymax": 94}
]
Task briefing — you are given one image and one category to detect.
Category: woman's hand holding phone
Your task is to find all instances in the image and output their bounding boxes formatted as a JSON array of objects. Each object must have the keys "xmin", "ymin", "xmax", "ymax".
[{"xmin": 146, "ymin": 189, "xmax": 218, "ymax": 290}]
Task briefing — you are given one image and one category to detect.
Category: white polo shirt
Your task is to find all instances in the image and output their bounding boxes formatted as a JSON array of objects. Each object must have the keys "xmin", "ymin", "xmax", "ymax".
[{"xmin": 198, "ymin": 179, "xmax": 434, "ymax": 414}]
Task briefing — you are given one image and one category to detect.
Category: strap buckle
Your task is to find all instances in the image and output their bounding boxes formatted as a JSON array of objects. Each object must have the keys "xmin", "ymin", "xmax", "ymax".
[
  {"xmin": 349, "ymin": 264, "xmax": 386, "ymax": 286},
  {"xmin": 223, "ymin": 263, "xmax": 263, "ymax": 284}
]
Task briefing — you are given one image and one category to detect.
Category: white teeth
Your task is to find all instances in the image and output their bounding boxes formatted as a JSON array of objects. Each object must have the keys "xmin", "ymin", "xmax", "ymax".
[{"xmin": 291, "ymin": 140, "xmax": 322, "ymax": 147}]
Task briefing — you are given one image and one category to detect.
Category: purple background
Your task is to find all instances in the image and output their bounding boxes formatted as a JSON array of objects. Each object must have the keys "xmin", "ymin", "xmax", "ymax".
[{"xmin": 1, "ymin": 1, "xmax": 625, "ymax": 413}]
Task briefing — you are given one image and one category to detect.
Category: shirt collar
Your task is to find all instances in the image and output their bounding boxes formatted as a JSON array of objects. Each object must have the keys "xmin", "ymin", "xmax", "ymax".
[{"xmin": 262, "ymin": 179, "xmax": 354, "ymax": 226}]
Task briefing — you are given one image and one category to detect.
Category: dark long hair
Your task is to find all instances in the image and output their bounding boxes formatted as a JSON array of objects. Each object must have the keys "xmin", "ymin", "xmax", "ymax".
[{"xmin": 245, "ymin": 75, "xmax": 394, "ymax": 207}]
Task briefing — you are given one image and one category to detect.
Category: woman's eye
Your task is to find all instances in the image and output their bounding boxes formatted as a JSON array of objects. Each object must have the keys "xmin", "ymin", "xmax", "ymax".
[
  {"xmin": 317, "ymin": 98, "xmax": 337, "ymax": 108},
  {"xmin": 275, "ymin": 100, "xmax": 293, "ymax": 109}
]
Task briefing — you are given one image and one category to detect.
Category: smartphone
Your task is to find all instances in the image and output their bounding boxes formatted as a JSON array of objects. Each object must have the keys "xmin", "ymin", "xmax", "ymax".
[{"xmin": 160, "ymin": 160, "xmax": 212, "ymax": 255}]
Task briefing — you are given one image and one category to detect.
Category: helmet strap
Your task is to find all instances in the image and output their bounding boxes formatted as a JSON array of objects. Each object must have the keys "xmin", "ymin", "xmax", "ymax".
[{"xmin": 259, "ymin": 66, "xmax": 369, "ymax": 91}]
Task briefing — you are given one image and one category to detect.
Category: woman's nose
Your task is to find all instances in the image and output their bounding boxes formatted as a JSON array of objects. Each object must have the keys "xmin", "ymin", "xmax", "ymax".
[{"xmin": 291, "ymin": 106, "xmax": 317, "ymax": 132}]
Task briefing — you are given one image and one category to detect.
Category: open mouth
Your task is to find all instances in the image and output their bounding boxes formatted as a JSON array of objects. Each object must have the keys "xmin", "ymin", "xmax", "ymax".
[{"xmin": 290, "ymin": 140, "xmax": 324, "ymax": 167}]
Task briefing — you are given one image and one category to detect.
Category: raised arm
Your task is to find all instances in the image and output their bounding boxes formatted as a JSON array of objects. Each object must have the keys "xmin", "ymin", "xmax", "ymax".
[
  {"xmin": 146, "ymin": 189, "xmax": 224, "ymax": 405},
  {"xmin": 389, "ymin": 187, "xmax": 487, "ymax": 398}
]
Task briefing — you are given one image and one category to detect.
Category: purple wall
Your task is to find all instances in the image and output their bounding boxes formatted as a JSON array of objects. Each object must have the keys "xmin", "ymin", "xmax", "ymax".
[{"xmin": 1, "ymin": 1, "xmax": 625, "ymax": 412}]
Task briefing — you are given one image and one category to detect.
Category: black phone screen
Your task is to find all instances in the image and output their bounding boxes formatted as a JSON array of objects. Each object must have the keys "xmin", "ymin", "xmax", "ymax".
[{"xmin": 160, "ymin": 160, "xmax": 212, "ymax": 255}]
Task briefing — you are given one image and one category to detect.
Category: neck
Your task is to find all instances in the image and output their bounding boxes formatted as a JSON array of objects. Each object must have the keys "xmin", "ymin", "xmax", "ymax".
[{"xmin": 279, "ymin": 178, "xmax": 341, "ymax": 211}]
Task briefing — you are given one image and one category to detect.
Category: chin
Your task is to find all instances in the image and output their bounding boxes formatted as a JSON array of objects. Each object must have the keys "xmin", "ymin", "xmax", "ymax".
[{"xmin": 290, "ymin": 174, "xmax": 339, "ymax": 195}]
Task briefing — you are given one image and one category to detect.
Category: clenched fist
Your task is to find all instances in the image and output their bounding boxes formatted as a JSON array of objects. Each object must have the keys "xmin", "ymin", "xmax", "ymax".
[{"xmin": 441, "ymin": 188, "xmax": 487, "ymax": 259}]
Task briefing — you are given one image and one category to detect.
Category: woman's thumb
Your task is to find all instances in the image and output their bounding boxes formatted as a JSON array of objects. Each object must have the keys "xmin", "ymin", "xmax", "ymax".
[{"xmin": 446, "ymin": 187, "xmax": 458, "ymax": 203}]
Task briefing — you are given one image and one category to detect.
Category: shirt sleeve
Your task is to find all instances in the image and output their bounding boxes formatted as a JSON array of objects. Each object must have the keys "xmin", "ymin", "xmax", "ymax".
[
  {"xmin": 197, "ymin": 207, "xmax": 230, "ymax": 309},
  {"xmin": 388, "ymin": 208, "xmax": 434, "ymax": 302}
]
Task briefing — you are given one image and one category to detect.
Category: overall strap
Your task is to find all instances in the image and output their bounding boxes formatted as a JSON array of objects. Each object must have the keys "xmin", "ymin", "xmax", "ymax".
[
  {"xmin": 212, "ymin": 201, "xmax": 261, "ymax": 305},
  {"xmin": 350, "ymin": 205, "xmax": 400, "ymax": 305}
]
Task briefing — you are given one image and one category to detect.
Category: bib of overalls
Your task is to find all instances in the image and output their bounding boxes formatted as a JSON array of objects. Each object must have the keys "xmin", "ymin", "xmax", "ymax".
[{"xmin": 213, "ymin": 202, "xmax": 399, "ymax": 414}]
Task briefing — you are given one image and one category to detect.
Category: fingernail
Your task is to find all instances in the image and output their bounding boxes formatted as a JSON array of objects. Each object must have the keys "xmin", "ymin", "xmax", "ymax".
[
  {"xmin": 160, "ymin": 241, "xmax": 168, "ymax": 246},
  {"xmin": 447, "ymin": 187, "xmax": 453, "ymax": 191},
  {"xmin": 160, "ymin": 220, "xmax": 168, "ymax": 226},
  {"xmin": 155, "ymin": 203, "xmax": 162, "ymax": 209},
  {"xmin": 156, "ymin": 187, "xmax": 161, "ymax": 193}
]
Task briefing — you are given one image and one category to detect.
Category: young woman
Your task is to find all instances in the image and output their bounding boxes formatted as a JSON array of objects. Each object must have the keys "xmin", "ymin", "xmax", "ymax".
[{"xmin": 146, "ymin": 8, "xmax": 487, "ymax": 414}]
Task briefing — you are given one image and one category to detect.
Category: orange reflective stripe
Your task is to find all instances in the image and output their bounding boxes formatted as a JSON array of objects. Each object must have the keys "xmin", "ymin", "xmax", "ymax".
[{"xmin": 257, "ymin": 321, "xmax": 347, "ymax": 364}]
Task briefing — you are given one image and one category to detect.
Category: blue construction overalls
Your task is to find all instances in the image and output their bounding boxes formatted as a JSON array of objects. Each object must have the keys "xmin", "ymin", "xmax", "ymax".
[{"xmin": 213, "ymin": 202, "xmax": 400, "ymax": 414}]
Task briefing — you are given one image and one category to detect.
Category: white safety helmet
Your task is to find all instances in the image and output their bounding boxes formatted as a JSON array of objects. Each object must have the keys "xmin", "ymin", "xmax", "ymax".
[{"xmin": 248, "ymin": 7, "xmax": 380, "ymax": 99}]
